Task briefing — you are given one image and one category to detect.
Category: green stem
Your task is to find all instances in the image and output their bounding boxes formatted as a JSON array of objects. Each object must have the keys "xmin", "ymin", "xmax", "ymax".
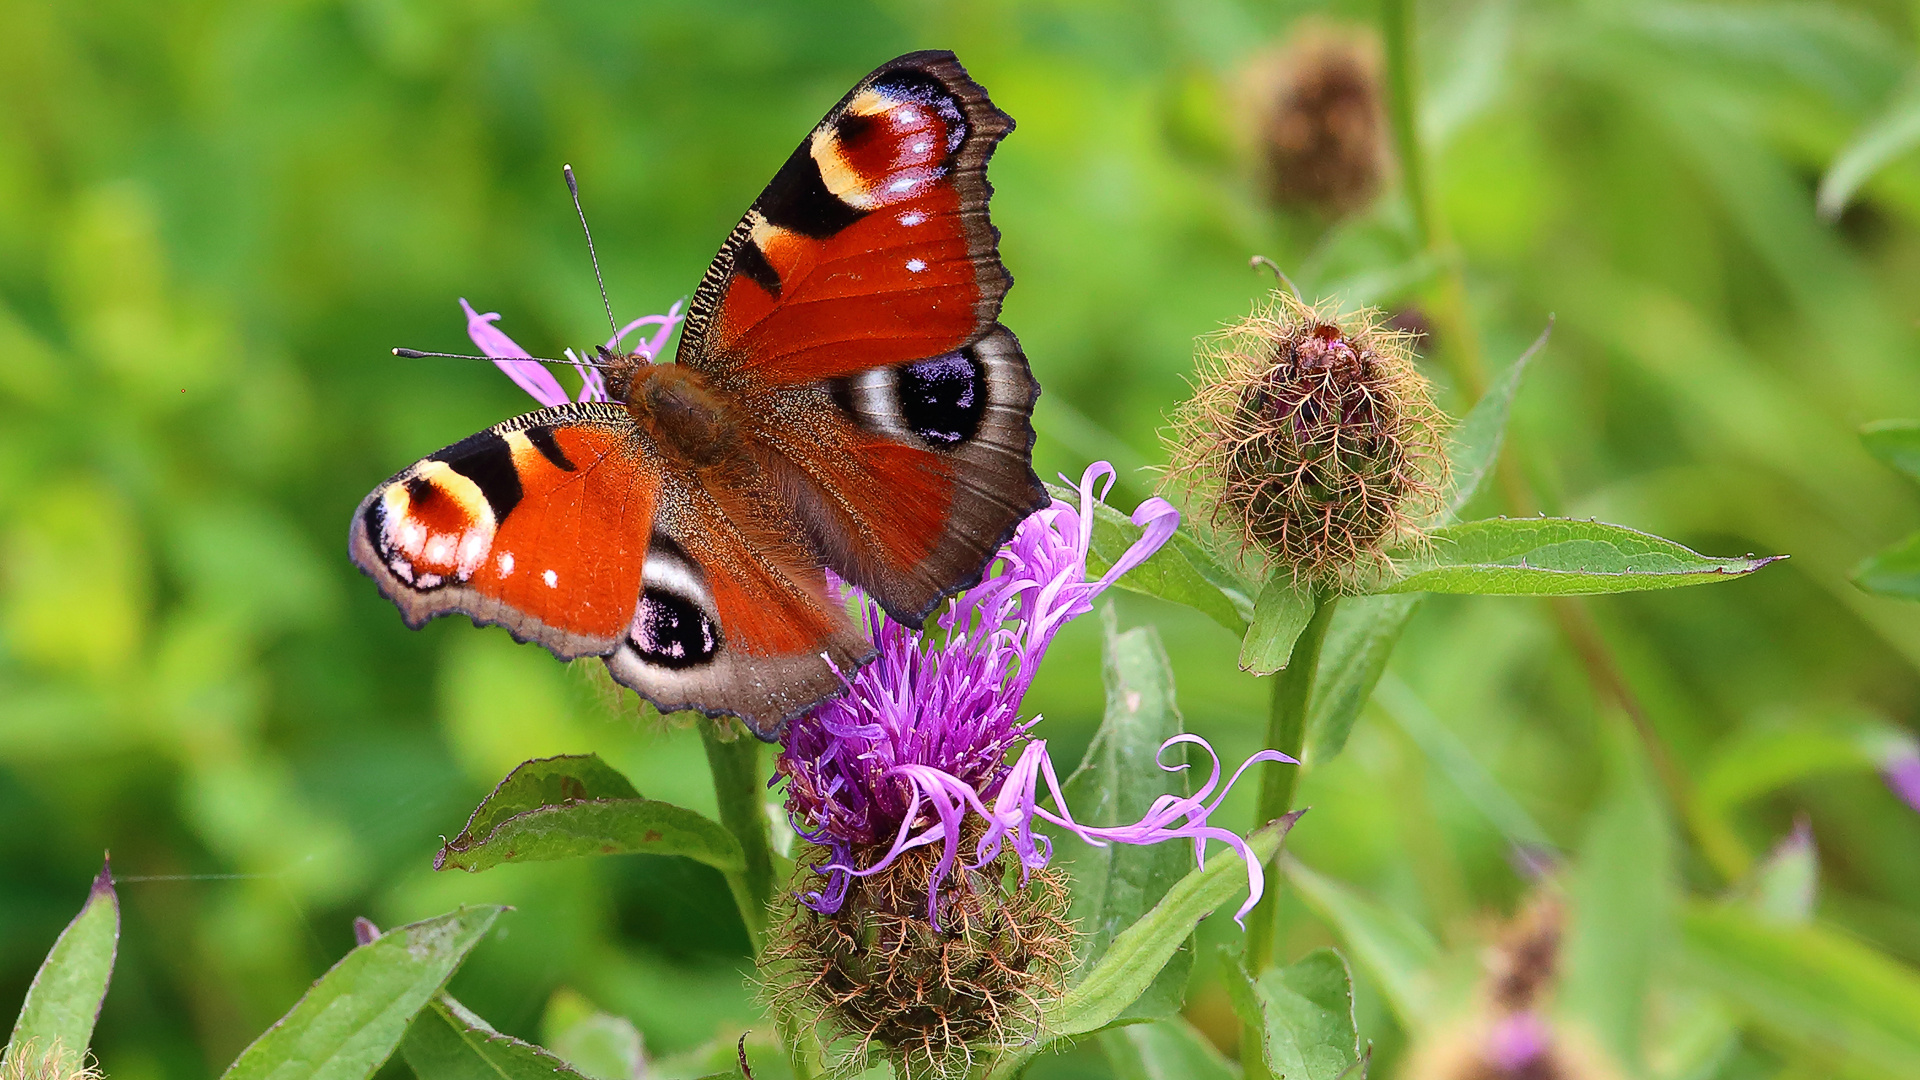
[
  {"xmin": 700, "ymin": 718, "xmax": 774, "ymax": 952},
  {"xmin": 1239, "ymin": 595, "xmax": 1338, "ymax": 1080}
]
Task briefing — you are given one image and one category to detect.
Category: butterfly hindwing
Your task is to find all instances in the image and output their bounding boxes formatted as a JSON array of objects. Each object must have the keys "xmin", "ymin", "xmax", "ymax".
[{"xmin": 682, "ymin": 50, "xmax": 1047, "ymax": 623}]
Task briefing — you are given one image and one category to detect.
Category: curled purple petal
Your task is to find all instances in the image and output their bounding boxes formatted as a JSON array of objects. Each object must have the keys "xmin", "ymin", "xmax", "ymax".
[{"xmin": 462, "ymin": 298, "xmax": 569, "ymax": 408}]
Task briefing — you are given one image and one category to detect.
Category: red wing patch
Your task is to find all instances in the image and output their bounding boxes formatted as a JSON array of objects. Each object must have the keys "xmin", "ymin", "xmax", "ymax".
[
  {"xmin": 350, "ymin": 405, "xmax": 655, "ymax": 657},
  {"xmin": 676, "ymin": 51, "xmax": 1012, "ymax": 386}
]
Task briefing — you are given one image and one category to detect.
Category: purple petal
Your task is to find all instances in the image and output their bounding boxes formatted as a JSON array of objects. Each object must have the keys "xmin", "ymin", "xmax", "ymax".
[
  {"xmin": 462, "ymin": 298, "xmax": 569, "ymax": 408},
  {"xmin": 1486, "ymin": 1012, "xmax": 1552, "ymax": 1071},
  {"xmin": 608, "ymin": 300, "xmax": 685, "ymax": 359},
  {"xmin": 1884, "ymin": 752, "xmax": 1920, "ymax": 814}
]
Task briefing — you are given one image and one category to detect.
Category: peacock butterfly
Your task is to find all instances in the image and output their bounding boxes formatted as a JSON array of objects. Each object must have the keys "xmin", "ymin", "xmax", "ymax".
[{"xmin": 349, "ymin": 51, "xmax": 1047, "ymax": 739}]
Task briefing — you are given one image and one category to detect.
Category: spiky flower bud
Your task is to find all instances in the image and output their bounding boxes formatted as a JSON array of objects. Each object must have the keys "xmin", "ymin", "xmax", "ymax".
[
  {"xmin": 1249, "ymin": 27, "xmax": 1386, "ymax": 217},
  {"xmin": 1, "ymin": 1043, "xmax": 105, "ymax": 1080},
  {"xmin": 1164, "ymin": 293, "xmax": 1444, "ymax": 587},
  {"xmin": 766, "ymin": 831, "xmax": 1074, "ymax": 1079}
]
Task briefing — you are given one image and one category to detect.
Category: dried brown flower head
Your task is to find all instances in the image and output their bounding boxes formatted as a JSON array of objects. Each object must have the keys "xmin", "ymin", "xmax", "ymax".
[
  {"xmin": 764, "ymin": 831, "xmax": 1076, "ymax": 1079},
  {"xmin": 1163, "ymin": 292, "xmax": 1445, "ymax": 588},
  {"xmin": 1250, "ymin": 28, "xmax": 1386, "ymax": 217}
]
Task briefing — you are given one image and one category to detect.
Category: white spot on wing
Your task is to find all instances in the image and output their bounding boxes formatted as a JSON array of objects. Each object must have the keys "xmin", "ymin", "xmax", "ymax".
[
  {"xmin": 906, "ymin": 259, "xmax": 927, "ymax": 273},
  {"xmin": 899, "ymin": 211, "xmax": 925, "ymax": 226},
  {"xmin": 498, "ymin": 551, "xmax": 514, "ymax": 576},
  {"xmin": 543, "ymin": 569, "xmax": 558, "ymax": 588}
]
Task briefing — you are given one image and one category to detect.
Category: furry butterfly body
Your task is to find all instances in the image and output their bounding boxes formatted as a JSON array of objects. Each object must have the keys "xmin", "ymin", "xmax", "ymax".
[{"xmin": 350, "ymin": 52, "xmax": 1046, "ymax": 738}]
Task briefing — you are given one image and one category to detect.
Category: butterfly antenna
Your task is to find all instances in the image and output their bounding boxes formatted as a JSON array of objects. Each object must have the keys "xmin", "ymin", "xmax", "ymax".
[
  {"xmin": 564, "ymin": 164, "xmax": 622, "ymax": 346},
  {"xmin": 392, "ymin": 347, "xmax": 619, "ymax": 370}
]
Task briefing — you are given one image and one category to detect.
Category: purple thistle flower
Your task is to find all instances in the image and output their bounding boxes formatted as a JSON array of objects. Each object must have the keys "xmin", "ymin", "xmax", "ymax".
[
  {"xmin": 1885, "ymin": 749, "xmax": 1920, "ymax": 816},
  {"xmin": 778, "ymin": 462, "xmax": 1295, "ymax": 927},
  {"xmin": 1484, "ymin": 1012, "xmax": 1552, "ymax": 1072},
  {"xmin": 459, "ymin": 297, "xmax": 684, "ymax": 407}
]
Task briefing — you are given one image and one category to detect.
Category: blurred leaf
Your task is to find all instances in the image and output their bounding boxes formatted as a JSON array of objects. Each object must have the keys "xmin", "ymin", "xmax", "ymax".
[
  {"xmin": 1819, "ymin": 68, "xmax": 1920, "ymax": 220},
  {"xmin": 1374, "ymin": 674, "xmax": 1553, "ymax": 848},
  {"xmin": 1861, "ymin": 419, "xmax": 1920, "ymax": 483},
  {"xmin": 1051, "ymin": 481, "xmax": 1255, "ymax": 633},
  {"xmin": 1380, "ymin": 518, "xmax": 1781, "ymax": 595},
  {"xmin": 1438, "ymin": 318, "xmax": 1552, "ymax": 524},
  {"xmin": 436, "ymin": 754, "xmax": 742, "ymax": 875},
  {"xmin": 1046, "ymin": 609, "xmax": 1197, "ymax": 1023},
  {"xmin": 1682, "ymin": 903, "xmax": 1920, "ymax": 1077},
  {"xmin": 1563, "ymin": 742, "xmax": 1671, "ymax": 1073},
  {"xmin": 1692, "ymin": 716, "xmax": 1903, "ymax": 876},
  {"xmin": 1743, "ymin": 820, "xmax": 1818, "ymax": 924},
  {"xmin": 647, "ymin": 1030, "xmax": 795, "ymax": 1080},
  {"xmin": 1304, "ymin": 593, "xmax": 1421, "ymax": 765},
  {"xmin": 402, "ymin": 996, "xmax": 592, "ymax": 1080},
  {"xmin": 1046, "ymin": 815, "xmax": 1299, "ymax": 1039},
  {"xmin": 1096, "ymin": 1016, "xmax": 1238, "ymax": 1080},
  {"xmin": 1221, "ymin": 948, "xmax": 1359, "ymax": 1080},
  {"xmin": 1282, "ymin": 858, "xmax": 1438, "ymax": 1029},
  {"xmin": 1239, "ymin": 579, "xmax": 1314, "ymax": 675},
  {"xmin": 222, "ymin": 907, "xmax": 503, "ymax": 1080},
  {"xmin": 541, "ymin": 988, "xmax": 644, "ymax": 1080},
  {"xmin": 1853, "ymin": 531, "xmax": 1920, "ymax": 600},
  {"xmin": 4, "ymin": 861, "xmax": 117, "ymax": 1072}
]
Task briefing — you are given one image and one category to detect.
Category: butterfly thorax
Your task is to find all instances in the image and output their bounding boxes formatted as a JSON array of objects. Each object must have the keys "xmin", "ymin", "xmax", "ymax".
[{"xmin": 626, "ymin": 362, "xmax": 738, "ymax": 468}]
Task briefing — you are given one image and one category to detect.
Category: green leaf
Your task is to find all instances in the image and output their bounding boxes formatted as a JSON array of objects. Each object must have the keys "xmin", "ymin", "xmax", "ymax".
[
  {"xmin": 1238, "ymin": 578, "xmax": 1315, "ymax": 675},
  {"xmin": 1048, "ymin": 814, "xmax": 1299, "ymax": 1038},
  {"xmin": 1304, "ymin": 593, "xmax": 1420, "ymax": 765},
  {"xmin": 1681, "ymin": 903, "xmax": 1920, "ymax": 1077},
  {"xmin": 1861, "ymin": 419, "xmax": 1920, "ymax": 483},
  {"xmin": 1562, "ymin": 741, "xmax": 1671, "ymax": 1073},
  {"xmin": 1045, "ymin": 609, "xmax": 1197, "ymax": 1024},
  {"xmin": 1222, "ymin": 948, "xmax": 1359, "ymax": 1080},
  {"xmin": 1818, "ymin": 67, "xmax": 1920, "ymax": 220},
  {"xmin": 437, "ymin": 755, "xmax": 743, "ymax": 875},
  {"xmin": 1282, "ymin": 858, "xmax": 1439, "ymax": 1029},
  {"xmin": 541, "ymin": 988, "xmax": 645, "ymax": 1080},
  {"xmin": 4, "ymin": 860, "xmax": 118, "ymax": 1072},
  {"xmin": 1854, "ymin": 531, "xmax": 1920, "ymax": 600},
  {"xmin": 1373, "ymin": 674, "xmax": 1552, "ymax": 848},
  {"xmin": 1096, "ymin": 1017, "xmax": 1238, "ymax": 1080},
  {"xmin": 1438, "ymin": 319, "xmax": 1551, "ymax": 524},
  {"xmin": 222, "ymin": 907, "xmax": 503, "ymax": 1080},
  {"xmin": 402, "ymin": 996, "xmax": 593, "ymax": 1080},
  {"xmin": 1742, "ymin": 822, "xmax": 1817, "ymax": 924},
  {"xmin": 1050, "ymin": 481, "xmax": 1255, "ymax": 633},
  {"xmin": 1380, "ymin": 518, "xmax": 1781, "ymax": 596}
]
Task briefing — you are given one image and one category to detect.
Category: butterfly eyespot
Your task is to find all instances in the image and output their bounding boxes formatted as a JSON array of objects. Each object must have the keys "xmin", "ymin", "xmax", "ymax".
[
  {"xmin": 630, "ymin": 588, "xmax": 721, "ymax": 669},
  {"xmin": 895, "ymin": 351, "xmax": 986, "ymax": 447}
]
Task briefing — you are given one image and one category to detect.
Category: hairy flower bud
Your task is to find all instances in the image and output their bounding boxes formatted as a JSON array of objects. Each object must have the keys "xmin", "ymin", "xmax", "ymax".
[
  {"xmin": 1164, "ymin": 293, "xmax": 1444, "ymax": 586},
  {"xmin": 1, "ymin": 1043, "xmax": 105, "ymax": 1080},
  {"xmin": 766, "ymin": 833, "xmax": 1074, "ymax": 1079},
  {"xmin": 1248, "ymin": 27, "xmax": 1386, "ymax": 218}
]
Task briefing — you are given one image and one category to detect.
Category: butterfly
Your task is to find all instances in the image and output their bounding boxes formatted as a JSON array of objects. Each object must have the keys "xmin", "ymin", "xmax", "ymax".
[{"xmin": 349, "ymin": 51, "xmax": 1047, "ymax": 739}]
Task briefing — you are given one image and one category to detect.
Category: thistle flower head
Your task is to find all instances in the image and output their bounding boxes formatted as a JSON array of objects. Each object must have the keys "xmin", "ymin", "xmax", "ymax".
[
  {"xmin": 1247, "ymin": 25, "xmax": 1386, "ymax": 218},
  {"xmin": 768, "ymin": 462, "xmax": 1293, "ymax": 1077},
  {"xmin": 1164, "ymin": 292, "xmax": 1445, "ymax": 587},
  {"xmin": 1, "ymin": 1043, "xmax": 104, "ymax": 1080}
]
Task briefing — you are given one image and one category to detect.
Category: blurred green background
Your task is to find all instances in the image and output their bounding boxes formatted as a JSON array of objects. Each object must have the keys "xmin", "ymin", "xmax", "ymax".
[{"xmin": 5, "ymin": 1, "xmax": 1920, "ymax": 1078}]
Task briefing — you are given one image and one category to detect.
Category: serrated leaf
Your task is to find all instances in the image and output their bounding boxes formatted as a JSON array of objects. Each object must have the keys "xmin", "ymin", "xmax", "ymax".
[
  {"xmin": 1050, "ymin": 481, "xmax": 1255, "ymax": 633},
  {"xmin": 1439, "ymin": 320, "xmax": 1551, "ymax": 523},
  {"xmin": 1047, "ymin": 815, "xmax": 1299, "ymax": 1039},
  {"xmin": 1380, "ymin": 518, "xmax": 1780, "ymax": 596},
  {"xmin": 4, "ymin": 860, "xmax": 118, "ymax": 1072},
  {"xmin": 1304, "ymin": 593, "xmax": 1420, "ymax": 765},
  {"xmin": 437, "ymin": 755, "xmax": 742, "ymax": 875},
  {"xmin": 1681, "ymin": 902, "xmax": 1920, "ymax": 1077},
  {"xmin": 1853, "ymin": 531, "xmax": 1920, "ymax": 600},
  {"xmin": 1045, "ymin": 611, "xmax": 1197, "ymax": 1024},
  {"xmin": 1861, "ymin": 419, "xmax": 1920, "ymax": 483},
  {"xmin": 1282, "ymin": 858, "xmax": 1439, "ymax": 1029},
  {"xmin": 222, "ymin": 907, "xmax": 503, "ymax": 1080},
  {"xmin": 1222, "ymin": 948, "xmax": 1359, "ymax": 1080},
  {"xmin": 1096, "ymin": 1017, "xmax": 1238, "ymax": 1080},
  {"xmin": 402, "ymin": 996, "xmax": 593, "ymax": 1080},
  {"xmin": 1239, "ymin": 578, "xmax": 1315, "ymax": 675}
]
